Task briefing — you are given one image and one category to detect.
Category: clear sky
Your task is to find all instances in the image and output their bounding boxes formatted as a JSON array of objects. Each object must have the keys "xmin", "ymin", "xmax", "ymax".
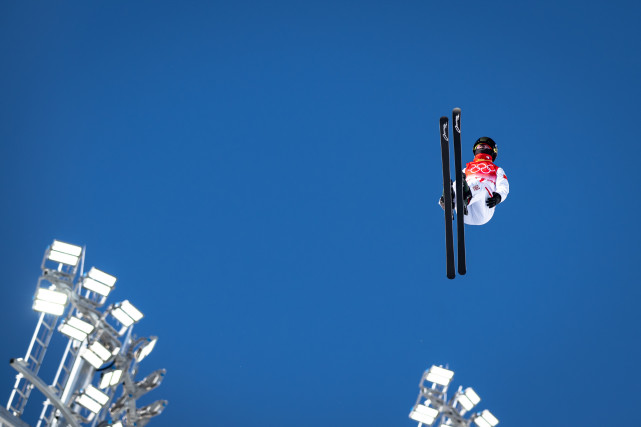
[{"xmin": 1, "ymin": 1, "xmax": 640, "ymax": 426}]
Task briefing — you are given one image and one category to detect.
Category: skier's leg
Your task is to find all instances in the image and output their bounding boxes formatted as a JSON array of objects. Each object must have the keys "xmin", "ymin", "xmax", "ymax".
[
  {"xmin": 464, "ymin": 201, "xmax": 494, "ymax": 225},
  {"xmin": 463, "ymin": 182, "xmax": 495, "ymax": 225}
]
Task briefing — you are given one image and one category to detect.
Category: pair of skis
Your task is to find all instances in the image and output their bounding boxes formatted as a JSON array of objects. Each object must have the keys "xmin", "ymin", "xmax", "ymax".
[{"xmin": 440, "ymin": 108, "xmax": 465, "ymax": 279}]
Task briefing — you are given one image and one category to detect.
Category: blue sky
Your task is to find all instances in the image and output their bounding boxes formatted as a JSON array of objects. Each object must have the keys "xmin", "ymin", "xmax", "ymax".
[{"xmin": 1, "ymin": 1, "xmax": 640, "ymax": 426}]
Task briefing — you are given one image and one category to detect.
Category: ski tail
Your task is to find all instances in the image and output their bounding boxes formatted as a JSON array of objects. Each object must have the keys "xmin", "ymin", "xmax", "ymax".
[
  {"xmin": 452, "ymin": 108, "xmax": 466, "ymax": 275},
  {"xmin": 440, "ymin": 116, "xmax": 455, "ymax": 279}
]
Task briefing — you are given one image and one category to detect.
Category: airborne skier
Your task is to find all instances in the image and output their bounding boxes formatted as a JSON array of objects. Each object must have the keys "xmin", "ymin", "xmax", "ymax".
[{"xmin": 440, "ymin": 136, "xmax": 510, "ymax": 226}]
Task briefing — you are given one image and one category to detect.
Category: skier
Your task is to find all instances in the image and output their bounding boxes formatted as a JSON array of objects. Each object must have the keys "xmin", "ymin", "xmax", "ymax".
[{"xmin": 440, "ymin": 137, "xmax": 509, "ymax": 225}]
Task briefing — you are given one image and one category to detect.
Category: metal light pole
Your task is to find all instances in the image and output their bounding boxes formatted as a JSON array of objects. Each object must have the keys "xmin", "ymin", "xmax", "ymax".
[
  {"xmin": 409, "ymin": 365, "xmax": 499, "ymax": 427},
  {"xmin": 0, "ymin": 240, "xmax": 167, "ymax": 427}
]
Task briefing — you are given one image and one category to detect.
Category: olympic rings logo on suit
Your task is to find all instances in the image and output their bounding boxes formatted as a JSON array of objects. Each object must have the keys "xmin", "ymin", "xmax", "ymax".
[{"xmin": 467, "ymin": 163, "xmax": 497, "ymax": 174}]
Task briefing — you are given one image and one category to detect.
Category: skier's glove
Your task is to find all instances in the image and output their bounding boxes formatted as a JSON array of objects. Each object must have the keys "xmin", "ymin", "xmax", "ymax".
[{"xmin": 486, "ymin": 192, "xmax": 502, "ymax": 208}]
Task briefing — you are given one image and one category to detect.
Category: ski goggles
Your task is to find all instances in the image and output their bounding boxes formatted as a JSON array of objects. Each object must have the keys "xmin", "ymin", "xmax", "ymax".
[{"xmin": 473, "ymin": 143, "xmax": 493, "ymax": 151}]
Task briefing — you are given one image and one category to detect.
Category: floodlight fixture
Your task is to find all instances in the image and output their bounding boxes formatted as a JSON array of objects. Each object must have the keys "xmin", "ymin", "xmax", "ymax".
[
  {"xmin": 89, "ymin": 341, "xmax": 112, "ymax": 361},
  {"xmin": 76, "ymin": 394, "xmax": 102, "ymax": 414},
  {"xmin": 134, "ymin": 336, "xmax": 157, "ymax": 362},
  {"xmin": 49, "ymin": 240, "xmax": 82, "ymax": 266},
  {"xmin": 76, "ymin": 385, "xmax": 109, "ymax": 414},
  {"xmin": 136, "ymin": 399, "xmax": 167, "ymax": 419},
  {"xmin": 81, "ymin": 335, "xmax": 120, "ymax": 369},
  {"xmin": 33, "ymin": 288, "xmax": 68, "ymax": 315},
  {"xmin": 135, "ymin": 369, "xmax": 165, "ymax": 394},
  {"xmin": 60, "ymin": 316, "xmax": 95, "ymax": 342},
  {"xmin": 111, "ymin": 300, "xmax": 143, "ymax": 327},
  {"xmin": 409, "ymin": 404, "xmax": 438, "ymax": 426},
  {"xmin": 81, "ymin": 347, "xmax": 105, "ymax": 369},
  {"xmin": 426, "ymin": 365, "xmax": 454, "ymax": 387},
  {"xmin": 458, "ymin": 387, "xmax": 481, "ymax": 411},
  {"xmin": 82, "ymin": 267, "xmax": 117, "ymax": 296},
  {"xmin": 474, "ymin": 410, "xmax": 499, "ymax": 427},
  {"xmin": 99, "ymin": 369, "xmax": 123, "ymax": 389},
  {"xmin": 86, "ymin": 385, "xmax": 109, "ymax": 405}
]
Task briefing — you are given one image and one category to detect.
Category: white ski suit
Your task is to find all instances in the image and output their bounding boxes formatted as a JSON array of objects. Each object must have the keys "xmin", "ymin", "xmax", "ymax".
[{"xmin": 455, "ymin": 153, "xmax": 509, "ymax": 225}]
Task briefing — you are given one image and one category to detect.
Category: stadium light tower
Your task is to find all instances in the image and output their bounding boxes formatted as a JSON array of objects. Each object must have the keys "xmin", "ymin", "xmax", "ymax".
[
  {"xmin": 409, "ymin": 365, "xmax": 499, "ymax": 427},
  {"xmin": 0, "ymin": 240, "xmax": 168, "ymax": 427}
]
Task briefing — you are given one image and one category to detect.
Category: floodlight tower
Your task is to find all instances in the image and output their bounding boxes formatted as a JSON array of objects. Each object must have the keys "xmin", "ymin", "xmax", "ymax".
[
  {"xmin": 5, "ymin": 241, "xmax": 84, "ymax": 422},
  {"xmin": 409, "ymin": 365, "xmax": 499, "ymax": 427},
  {"xmin": 0, "ymin": 240, "xmax": 167, "ymax": 427}
]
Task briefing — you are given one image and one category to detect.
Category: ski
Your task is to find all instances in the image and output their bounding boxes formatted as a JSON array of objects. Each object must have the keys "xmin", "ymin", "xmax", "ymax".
[
  {"xmin": 452, "ymin": 108, "xmax": 466, "ymax": 275},
  {"xmin": 439, "ymin": 116, "xmax": 455, "ymax": 279}
]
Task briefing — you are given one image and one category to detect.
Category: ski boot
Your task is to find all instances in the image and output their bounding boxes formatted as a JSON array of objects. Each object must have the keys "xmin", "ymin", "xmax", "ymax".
[
  {"xmin": 461, "ymin": 175, "xmax": 473, "ymax": 215},
  {"xmin": 442, "ymin": 177, "xmax": 472, "ymax": 215},
  {"xmin": 439, "ymin": 180, "xmax": 455, "ymax": 215}
]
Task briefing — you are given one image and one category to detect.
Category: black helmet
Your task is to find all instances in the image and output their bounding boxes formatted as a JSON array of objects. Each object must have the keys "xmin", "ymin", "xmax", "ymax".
[{"xmin": 473, "ymin": 137, "xmax": 498, "ymax": 161}]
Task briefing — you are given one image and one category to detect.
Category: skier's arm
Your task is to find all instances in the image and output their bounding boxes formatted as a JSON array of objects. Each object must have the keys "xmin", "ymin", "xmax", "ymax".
[{"xmin": 495, "ymin": 167, "xmax": 509, "ymax": 202}]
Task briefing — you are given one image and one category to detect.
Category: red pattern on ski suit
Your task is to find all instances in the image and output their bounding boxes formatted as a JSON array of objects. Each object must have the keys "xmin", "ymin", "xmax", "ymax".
[{"xmin": 465, "ymin": 154, "xmax": 498, "ymax": 187}]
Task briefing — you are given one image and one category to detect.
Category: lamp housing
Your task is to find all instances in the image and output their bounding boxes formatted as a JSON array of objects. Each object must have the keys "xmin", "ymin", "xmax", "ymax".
[
  {"xmin": 458, "ymin": 387, "xmax": 481, "ymax": 411},
  {"xmin": 33, "ymin": 288, "xmax": 68, "ymax": 316},
  {"xmin": 409, "ymin": 404, "xmax": 438, "ymax": 425},
  {"xmin": 474, "ymin": 410, "xmax": 499, "ymax": 427},
  {"xmin": 426, "ymin": 365, "xmax": 454, "ymax": 387},
  {"xmin": 48, "ymin": 240, "xmax": 82, "ymax": 266},
  {"xmin": 82, "ymin": 267, "xmax": 117, "ymax": 296}
]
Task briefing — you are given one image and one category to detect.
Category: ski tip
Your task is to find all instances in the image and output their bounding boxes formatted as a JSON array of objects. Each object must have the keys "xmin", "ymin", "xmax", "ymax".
[
  {"xmin": 440, "ymin": 116, "xmax": 448, "ymax": 122},
  {"xmin": 447, "ymin": 273, "xmax": 456, "ymax": 280},
  {"xmin": 452, "ymin": 107, "xmax": 461, "ymax": 114}
]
